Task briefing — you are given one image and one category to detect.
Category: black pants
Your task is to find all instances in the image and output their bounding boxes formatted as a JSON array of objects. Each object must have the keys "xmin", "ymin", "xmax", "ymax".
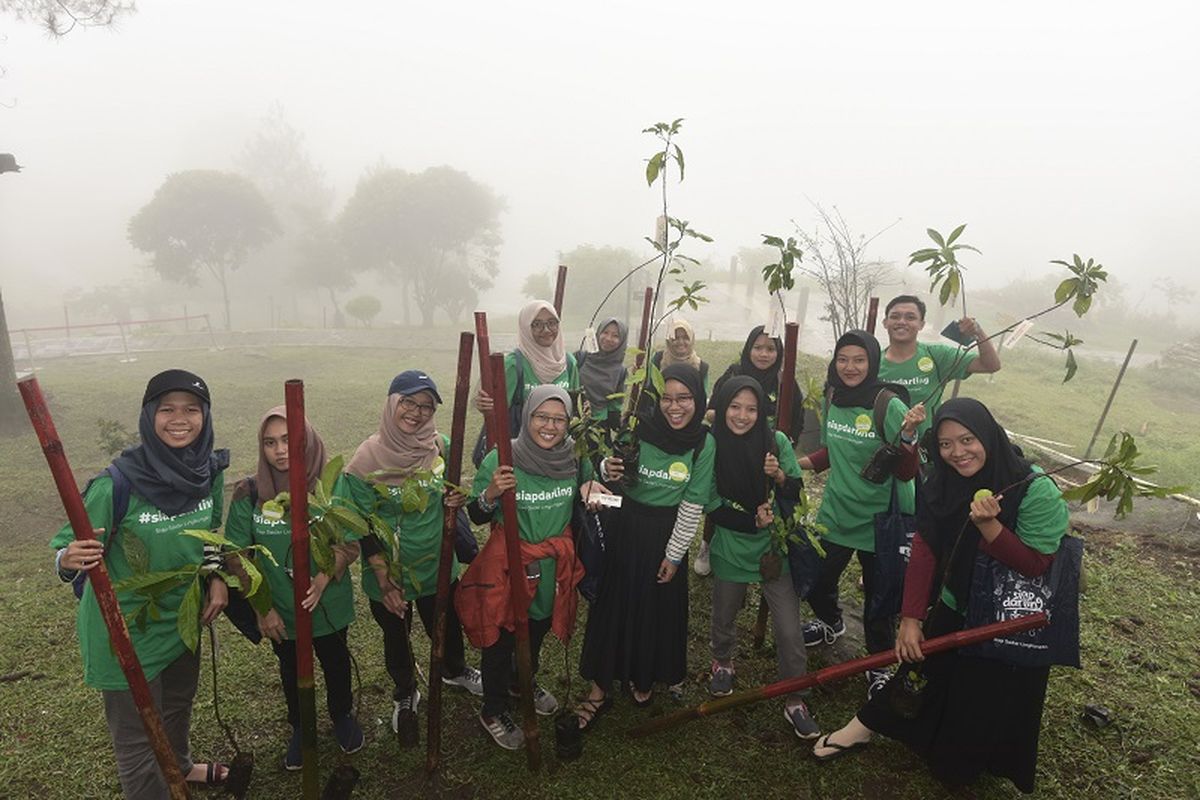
[
  {"xmin": 271, "ymin": 629, "xmax": 353, "ymax": 726},
  {"xmin": 806, "ymin": 540, "xmax": 895, "ymax": 655},
  {"xmin": 480, "ymin": 616, "xmax": 553, "ymax": 718},
  {"xmin": 368, "ymin": 584, "xmax": 467, "ymax": 700}
]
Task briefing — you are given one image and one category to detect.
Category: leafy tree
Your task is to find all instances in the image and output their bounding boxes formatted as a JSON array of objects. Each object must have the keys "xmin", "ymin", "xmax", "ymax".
[
  {"xmin": 128, "ymin": 170, "xmax": 280, "ymax": 330},
  {"xmin": 338, "ymin": 165, "xmax": 504, "ymax": 325},
  {"xmin": 523, "ymin": 245, "xmax": 645, "ymax": 325},
  {"xmin": 344, "ymin": 294, "xmax": 382, "ymax": 327}
]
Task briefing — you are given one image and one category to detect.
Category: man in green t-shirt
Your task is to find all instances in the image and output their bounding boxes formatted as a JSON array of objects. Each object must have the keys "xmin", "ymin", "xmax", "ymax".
[{"xmin": 879, "ymin": 295, "xmax": 1001, "ymax": 438}]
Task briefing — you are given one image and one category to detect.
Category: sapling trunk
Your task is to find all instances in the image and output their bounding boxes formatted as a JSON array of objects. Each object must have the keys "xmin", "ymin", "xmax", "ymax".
[
  {"xmin": 18, "ymin": 376, "xmax": 191, "ymax": 800},
  {"xmin": 489, "ymin": 353, "xmax": 541, "ymax": 771},
  {"xmin": 623, "ymin": 287, "xmax": 655, "ymax": 426},
  {"xmin": 630, "ymin": 611, "xmax": 1048, "ymax": 738},
  {"xmin": 426, "ymin": 331, "xmax": 474, "ymax": 774},
  {"xmin": 285, "ymin": 380, "xmax": 320, "ymax": 800},
  {"xmin": 752, "ymin": 322, "xmax": 798, "ymax": 649}
]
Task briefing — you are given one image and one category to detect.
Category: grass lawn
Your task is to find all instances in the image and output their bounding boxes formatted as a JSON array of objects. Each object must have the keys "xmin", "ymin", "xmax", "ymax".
[{"xmin": 1, "ymin": 340, "xmax": 1197, "ymax": 799}]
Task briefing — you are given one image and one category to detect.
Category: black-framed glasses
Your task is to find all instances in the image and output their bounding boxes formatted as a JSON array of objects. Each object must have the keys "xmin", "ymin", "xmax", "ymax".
[{"xmin": 398, "ymin": 397, "xmax": 437, "ymax": 416}]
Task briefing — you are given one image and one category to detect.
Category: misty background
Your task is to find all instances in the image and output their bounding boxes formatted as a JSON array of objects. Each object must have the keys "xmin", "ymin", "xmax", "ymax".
[{"xmin": 2, "ymin": 1, "xmax": 1198, "ymax": 344}]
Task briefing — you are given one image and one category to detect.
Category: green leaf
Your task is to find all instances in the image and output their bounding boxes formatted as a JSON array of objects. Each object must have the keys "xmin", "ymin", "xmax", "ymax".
[
  {"xmin": 1073, "ymin": 292, "xmax": 1093, "ymax": 317},
  {"xmin": 927, "ymin": 228, "xmax": 946, "ymax": 247},
  {"xmin": 938, "ymin": 276, "xmax": 954, "ymax": 305},
  {"xmin": 645, "ymin": 151, "xmax": 664, "ymax": 186},
  {"xmin": 179, "ymin": 528, "xmax": 229, "ymax": 547},
  {"xmin": 176, "ymin": 578, "xmax": 202, "ymax": 653},
  {"xmin": 320, "ymin": 454, "xmax": 344, "ymax": 499},
  {"xmin": 325, "ymin": 505, "xmax": 371, "ymax": 538},
  {"xmin": 112, "ymin": 567, "xmax": 197, "ymax": 595},
  {"xmin": 237, "ymin": 553, "xmax": 263, "ymax": 601},
  {"xmin": 1063, "ymin": 349, "xmax": 1078, "ymax": 382},
  {"xmin": 762, "ymin": 234, "xmax": 785, "ymax": 248},
  {"xmin": 312, "ymin": 533, "xmax": 335, "ymax": 576},
  {"xmin": 649, "ymin": 362, "xmax": 666, "ymax": 395},
  {"xmin": 1054, "ymin": 278, "xmax": 1077, "ymax": 304},
  {"xmin": 123, "ymin": 530, "xmax": 149, "ymax": 575},
  {"xmin": 260, "ymin": 499, "xmax": 286, "ymax": 522},
  {"xmin": 673, "ymin": 144, "xmax": 685, "ymax": 181},
  {"xmin": 946, "ymin": 223, "xmax": 966, "ymax": 245}
]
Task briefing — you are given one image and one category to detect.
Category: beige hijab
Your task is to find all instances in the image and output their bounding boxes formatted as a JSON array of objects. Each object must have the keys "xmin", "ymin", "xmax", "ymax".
[
  {"xmin": 660, "ymin": 318, "xmax": 701, "ymax": 371},
  {"xmin": 255, "ymin": 406, "xmax": 327, "ymax": 506},
  {"xmin": 517, "ymin": 300, "xmax": 568, "ymax": 384},
  {"xmin": 345, "ymin": 394, "xmax": 439, "ymax": 485}
]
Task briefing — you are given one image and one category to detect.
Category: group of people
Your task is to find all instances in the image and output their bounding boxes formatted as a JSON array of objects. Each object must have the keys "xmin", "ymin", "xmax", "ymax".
[{"xmin": 52, "ymin": 294, "xmax": 1070, "ymax": 797}]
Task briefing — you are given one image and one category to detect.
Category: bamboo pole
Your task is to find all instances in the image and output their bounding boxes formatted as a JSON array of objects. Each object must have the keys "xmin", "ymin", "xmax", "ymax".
[
  {"xmin": 426, "ymin": 331, "xmax": 475, "ymax": 774},
  {"xmin": 284, "ymin": 380, "xmax": 319, "ymax": 800},
  {"xmin": 752, "ymin": 321, "xmax": 799, "ymax": 649},
  {"xmin": 18, "ymin": 377, "xmax": 190, "ymax": 800},
  {"xmin": 553, "ymin": 265, "xmax": 568, "ymax": 319},
  {"xmin": 630, "ymin": 611, "xmax": 1048, "ymax": 738},
  {"xmin": 489, "ymin": 352, "xmax": 541, "ymax": 770}
]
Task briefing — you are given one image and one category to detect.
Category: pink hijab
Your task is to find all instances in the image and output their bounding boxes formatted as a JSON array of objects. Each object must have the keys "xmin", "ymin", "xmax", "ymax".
[
  {"xmin": 255, "ymin": 406, "xmax": 327, "ymax": 506},
  {"xmin": 517, "ymin": 300, "xmax": 567, "ymax": 384},
  {"xmin": 345, "ymin": 394, "xmax": 440, "ymax": 485}
]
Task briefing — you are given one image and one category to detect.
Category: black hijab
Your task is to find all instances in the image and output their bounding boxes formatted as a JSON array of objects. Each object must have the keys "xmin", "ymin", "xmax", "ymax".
[
  {"xmin": 825, "ymin": 329, "xmax": 908, "ymax": 409},
  {"xmin": 711, "ymin": 376, "xmax": 773, "ymax": 531},
  {"xmin": 737, "ymin": 325, "xmax": 783, "ymax": 395},
  {"xmin": 112, "ymin": 376, "xmax": 228, "ymax": 517},
  {"xmin": 916, "ymin": 397, "xmax": 1034, "ymax": 607},
  {"xmin": 637, "ymin": 363, "xmax": 708, "ymax": 455}
]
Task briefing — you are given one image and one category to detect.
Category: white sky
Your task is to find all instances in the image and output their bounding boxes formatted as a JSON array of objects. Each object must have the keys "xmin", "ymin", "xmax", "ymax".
[{"xmin": 1, "ymin": 0, "xmax": 1197, "ymax": 324}]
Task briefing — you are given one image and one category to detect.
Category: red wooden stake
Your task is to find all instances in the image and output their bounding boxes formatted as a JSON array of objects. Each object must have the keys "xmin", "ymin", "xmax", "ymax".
[
  {"xmin": 18, "ymin": 377, "xmax": 190, "ymax": 800},
  {"xmin": 474, "ymin": 312, "xmax": 499, "ymax": 454},
  {"xmin": 865, "ymin": 296, "xmax": 880, "ymax": 335},
  {"xmin": 426, "ymin": 331, "xmax": 475, "ymax": 774},
  {"xmin": 752, "ymin": 320, "xmax": 800, "ymax": 649},
  {"xmin": 631, "ymin": 612, "xmax": 1049, "ymax": 738},
  {"xmin": 284, "ymin": 380, "xmax": 319, "ymax": 800},
  {"xmin": 489, "ymin": 352, "xmax": 541, "ymax": 771},
  {"xmin": 625, "ymin": 287, "xmax": 655, "ymax": 420},
  {"xmin": 553, "ymin": 265, "xmax": 568, "ymax": 318}
]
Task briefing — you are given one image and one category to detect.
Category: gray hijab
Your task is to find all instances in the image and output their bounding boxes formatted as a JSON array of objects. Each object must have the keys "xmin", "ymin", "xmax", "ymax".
[
  {"xmin": 579, "ymin": 317, "xmax": 628, "ymax": 408},
  {"xmin": 511, "ymin": 385, "xmax": 577, "ymax": 479}
]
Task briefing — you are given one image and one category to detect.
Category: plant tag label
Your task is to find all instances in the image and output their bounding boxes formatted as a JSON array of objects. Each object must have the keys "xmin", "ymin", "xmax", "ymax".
[
  {"xmin": 1005, "ymin": 319, "xmax": 1034, "ymax": 349},
  {"xmin": 593, "ymin": 493, "xmax": 623, "ymax": 508},
  {"xmin": 766, "ymin": 300, "xmax": 784, "ymax": 339},
  {"xmin": 582, "ymin": 326, "xmax": 599, "ymax": 353}
]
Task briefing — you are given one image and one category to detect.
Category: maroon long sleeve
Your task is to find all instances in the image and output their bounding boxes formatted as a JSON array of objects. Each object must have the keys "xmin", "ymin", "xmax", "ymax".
[
  {"xmin": 805, "ymin": 447, "xmax": 830, "ymax": 472},
  {"xmin": 901, "ymin": 532, "xmax": 938, "ymax": 620},
  {"xmin": 979, "ymin": 525, "xmax": 1055, "ymax": 577},
  {"xmin": 893, "ymin": 443, "xmax": 919, "ymax": 481}
]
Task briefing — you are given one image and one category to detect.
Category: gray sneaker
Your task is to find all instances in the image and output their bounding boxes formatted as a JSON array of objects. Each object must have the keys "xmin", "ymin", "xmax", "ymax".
[
  {"xmin": 785, "ymin": 701, "xmax": 821, "ymax": 740},
  {"xmin": 480, "ymin": 712, "xmax": 525, "ymax": 750},
  {"xmin": 709, "ymin": 662, "xmax": 734, "ymax": 697},
  {"xmin": 509, "ymin": 684, "xmax": 560, "ymax": 716},
  {"xmin": 443, "ymin": 665, "xmax": 484, "ymax": 696},
  {"xmin": 693, "ymin": 541, "xmax": 712, "ymax": 576},
  {"xmin": 391, "ymin": 688, "xmax": 421, "ymax": 734}
]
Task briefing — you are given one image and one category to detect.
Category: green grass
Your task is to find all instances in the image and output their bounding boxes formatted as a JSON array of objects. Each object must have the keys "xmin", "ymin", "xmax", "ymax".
[{"xmin": 1, "ymin": 342, "xmax": 1197, "ymax": 799}]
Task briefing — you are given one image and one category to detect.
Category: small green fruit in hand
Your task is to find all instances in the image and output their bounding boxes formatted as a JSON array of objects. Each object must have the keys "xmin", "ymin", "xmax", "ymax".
[{"xmin": 973, "ymin": 489, "xmax": 994, "ymax": 502}]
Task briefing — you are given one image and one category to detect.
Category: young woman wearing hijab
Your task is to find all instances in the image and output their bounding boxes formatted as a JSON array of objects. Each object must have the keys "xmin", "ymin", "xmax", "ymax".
[
  {"xmin": 459, "ymin": 386, "xmax": 612, "ymax": 750},
  {"xmin": 814, "ymin": 398, "xmax": 1069, "ymax": 794},
  {"xmin": 343, "ymin": 371, "xmax": 483, "ymax": 734},
  {"xmin": 576, "ymin": 316, "xmax": 629, "ymax": 429},
  {"xmin": 225, "ymin": 407, "xmax": 363, "ymax": 768},
  {"xmin": 475, "ymin": 300, "xmax": 581, "ymax": 430},
  {"xmin": 704, "ymin": 376, "xmax": 819, "ymax": 738},
  {"xmin": 797, "ymin": 330, "xmax": 925, "ymax": 699},
  {"xmin": 575, "ymin": 364, "xmax": 715, "ymax": 725},
  {"xmin": 52, "ymin": 369, "xmax": 231, "ymax": 796},
  {"xmin": 696, "ymin": 325, "xmax": 806, "ymax": 576},
  {"xmin": 651, "ymin": 317, "xmax": 710, "ymax": 392}
]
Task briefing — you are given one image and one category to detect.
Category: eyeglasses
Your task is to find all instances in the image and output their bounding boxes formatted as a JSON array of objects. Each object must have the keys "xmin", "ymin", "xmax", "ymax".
[
  {"xmin": 530, "ymin": 319, "xmax": 560, "ymax": 333},
  {"xmin": 398, "ymin": 397, "xmax": 437, "ymax": 416},
  {"xmin": 660, "ymin": 394, "xmax": 695, "ymax": 407},
  {"xmin": 531, "ymin": 412, "xmax": 569, "ymax": 427}
]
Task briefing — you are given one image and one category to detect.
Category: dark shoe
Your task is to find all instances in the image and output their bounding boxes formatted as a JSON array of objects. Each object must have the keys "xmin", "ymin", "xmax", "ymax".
[
  {"xmin": 866, "ymin": 668, "xmax": 892, "ymax": 702},
  {"xmin": 334, "ymin": 714, "xmax": 364, "ymax": 755},
  {"xmin": 574, "ymin": 695, "xmax": 612, "ymax": 732},
  {"xmin": 802, "ymin": 618, "xmax": 846, "ymax": 647},
  {"xmin": 785, "ymin": 701, "xmax": 821, "ymax": 740},
  {"xmin": 709, "ymin": 662, "xmax": 735, "ymax": 697},
  {"xmin": 391, "ymin": 688, "xmax": 421, "ymax": 734},
  {"xmin": 284, "ymin": 728, "xmax": 302, "ymax": 771}
]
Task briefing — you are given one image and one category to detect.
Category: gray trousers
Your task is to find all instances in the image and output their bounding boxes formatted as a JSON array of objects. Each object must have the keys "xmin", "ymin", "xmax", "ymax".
[
  {"xmin": 711, "ymin": 573, "xmax": 808, "ymax": 702},
  {"xmin": 102, "ymin": 648, "xmax": 200, "ymax": 800}
]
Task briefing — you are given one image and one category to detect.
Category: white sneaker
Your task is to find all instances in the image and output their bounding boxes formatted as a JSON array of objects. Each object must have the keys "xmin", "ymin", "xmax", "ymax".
[
  {"xmin": 693, "ymin": 541, "xmax": 712, "ymax": 576},
  {"xmin": 443, "ymin": 665, "xmax": 484, "ymax": 696},
  {"xmin": 391, "ymin": 688, "xmax": 421, "ymax": 734}
]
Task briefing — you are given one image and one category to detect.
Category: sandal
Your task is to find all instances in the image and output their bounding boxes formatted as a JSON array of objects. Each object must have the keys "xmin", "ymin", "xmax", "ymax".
[
  {"xmin": 187, "ymin": 762, "xmax": 229, "ymax": 785},
  {"xmin": 574, "ymin": 695, "xmax": 612, "ymax": 732},
  {"xmin": 812, "ymin": 733, "xmax": 869, "ymax": 762},
  {"xmin": 630, "ymin": 687, "xmax": 653, "ymax": 708}
]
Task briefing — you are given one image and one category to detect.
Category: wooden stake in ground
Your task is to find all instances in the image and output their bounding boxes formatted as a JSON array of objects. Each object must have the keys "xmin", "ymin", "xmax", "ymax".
[
  {"xmin": 284, "ymin": 380, "xmax": 320, "ymax": 800},
  {"xmin": 18, "ymin": 376, "xmax": 190, "ymax": 800},
  {"xmin": 624, "ymin": 287, "xmax": 655, "ymax": 422},
  {"xmin": 426, "ymin": 331, "xmax": 475, "ymax": 775},
  {"xmin": 865, "ymin": 296, "xmax": 880, "ymax": 334},
  {"xmin": 488, "ymin": 352, "xmax": 541, "ymax": 771},
  {"xmin": 553, "ymin": 265, "xmax": 568, "ymax": 318},
  {"xmin": 474, "ymin": 312, "xmax": 499, "ymax": 454},
  {"xmin": 630, "ymin": 612, "xmax": 1048, "ymax": 739},
  {"xmin": 752, "ymin": 321, "xmax": 799, "ymax": 649}
]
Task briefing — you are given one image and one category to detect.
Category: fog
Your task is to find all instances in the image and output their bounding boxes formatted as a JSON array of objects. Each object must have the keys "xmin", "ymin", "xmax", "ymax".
[{"xmin": 1, "ymin": 0, "xmax": 1197, "ymax": 329}]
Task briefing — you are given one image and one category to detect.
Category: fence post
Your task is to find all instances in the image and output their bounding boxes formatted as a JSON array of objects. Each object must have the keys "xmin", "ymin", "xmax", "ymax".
[
  {"xmin": 1084, "ymin": 339, "xmax": 1138, "ymax": 460},
  {"xmin": 204, "ymin": 315, "xmax": 218, "ymax": 350},
  {"xmin": 183, "ymin": 305, "xmax": 189, "ymax": 332},
  {"xmin": 115, "ymin": 321, "xmax": 131, "ymax": 361},
  {"xmin": 22, "ymin": 329, "xmax": 36, "ymax": 374},
  {"xmin": 64, "ymin": 304, "xmax": 70, "ymax": 342}
]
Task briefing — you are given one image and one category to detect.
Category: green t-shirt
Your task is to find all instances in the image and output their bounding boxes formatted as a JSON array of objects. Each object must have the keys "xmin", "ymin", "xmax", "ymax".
[
  {"xmin": 940, "ymin": 466, "xmax": 1069, "ymax": 610},
  {"xmin": 707, "ymin": 430, "xmax": 803, "ymax": 583},
  {"xmin": 815, "ymin": 397, "xmax": 916, "ymax": 552},
  {"xmin": 625, "ymin": 434, "xmax": 716, "ymax": 508},
  {"xmin": 50, "ymin": 473, "xmax": 225, "ymax": 690},
  {"xmin": 880, "ymin": 342, "xmax": 976, "ymax": 436},
  {"xmin": 225, "ymin": 491, "xmax": 358, "ymax": 638},
  {"xmin": 340, "ymin": 435, "xmax": 456, "ymax": 601},
  {"xmin": 472, "ymin": 450, "xmax": 593, "ymax": 620},
  {"xmin": 504, "ymin": 350, "xmax": 580, "ymax": 406}
]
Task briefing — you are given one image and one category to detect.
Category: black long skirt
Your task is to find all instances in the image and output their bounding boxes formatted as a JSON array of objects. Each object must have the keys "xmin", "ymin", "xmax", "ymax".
[
  {"xmin": 579, "ymin": 498, "xmax": 688, "ymax": 693},
  {"xmin": 858, "ymin": 603, "xmax": 1051, "ymax": 794}
]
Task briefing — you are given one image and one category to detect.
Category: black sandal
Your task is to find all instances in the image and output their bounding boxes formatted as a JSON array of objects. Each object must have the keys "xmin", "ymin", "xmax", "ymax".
[
  {"xmin": 574, "ymin": 695, "xmax": 612, "ymax": 732},
  {"xmin": 812, "ymin": 734, "xmax": 869, "ymax": 762},
  {"xmin": 188, "ymin": 762, "xmax": 229, "ymax": 785}
]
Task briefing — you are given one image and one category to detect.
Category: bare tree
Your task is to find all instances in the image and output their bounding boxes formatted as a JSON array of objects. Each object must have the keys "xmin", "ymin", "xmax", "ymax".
[
  {"xmin": 792, "ymin": 204, "xmax": 897, "ymax": 339},
  {"xmin": 1, "ymin": 0, "xmax": 134, "ymax": 36}
]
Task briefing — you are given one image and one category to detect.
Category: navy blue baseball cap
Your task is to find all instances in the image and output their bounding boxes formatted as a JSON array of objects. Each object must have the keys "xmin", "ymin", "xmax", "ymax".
[{"xmin": 388, "ymin": 370, "xmax": 442, "ymax": 404}]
